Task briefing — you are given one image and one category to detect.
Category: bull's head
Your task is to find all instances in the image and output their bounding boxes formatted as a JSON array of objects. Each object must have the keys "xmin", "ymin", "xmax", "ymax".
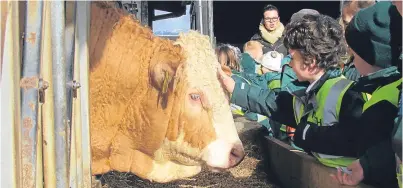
[{"xmin": 147, "ymin": 31, "xmax": 245, "ymax": 181}]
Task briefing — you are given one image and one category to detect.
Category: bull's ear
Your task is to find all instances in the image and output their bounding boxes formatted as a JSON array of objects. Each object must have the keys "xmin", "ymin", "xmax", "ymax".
[
  {"xmin": 150, "ymin": 62, "xmax": 177, "ymax": 94},
  {"xmin": 149, "ymin": 43, "xmax": 184, "ymax": 95}
]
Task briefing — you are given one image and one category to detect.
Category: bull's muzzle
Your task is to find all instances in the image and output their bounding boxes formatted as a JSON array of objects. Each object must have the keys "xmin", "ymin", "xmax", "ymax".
[{"xmin": 229, "ymin": 142, "xmax": 245, "ymax": 167}]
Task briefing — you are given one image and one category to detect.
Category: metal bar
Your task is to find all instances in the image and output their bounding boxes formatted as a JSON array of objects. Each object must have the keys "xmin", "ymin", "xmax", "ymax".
[
  {"xmin": 70, "ymin": 106, "xmax": 78, "ymax": 188},
  {"xmin": 72, "ymin": 1, "xmax": 82, "ymax": 187},
  {"xmin": 1, "ymin": 2, "xmax": 22, "ymax": 188},
  {"xmin": 1, "ymin": 1, "xmax": 8, "ymax": 69},
  {"xmin": 76, "ymin": 2, "xmax": 92, "ymax": 187},
  {"xmin": 65, "ymin": 1, "xmax": 75, "ymax": 162},
  {"xmin": 20, "ymin": 2, "xmax": 43, "ymax": 188},
  {"xmin": 50, "ymin": 2, "xmax": 69, "ymax": 187},
  {"xmin": 141, "ymin": 1, "xmax": 149, "ymax": 26},
  {"xmin": 36, "ymin": 103, "xmax": 43, "ymax": 188},
  {"xmin": 65, "ymin": 1, "xmax": 77, "ymax": 187},
  {"xmin": 197, "ymin": 0, "xmax": 203, "ymax": 34},
  {"xmin": 189, "ymin": 2, "xmax": 196, "ymax": 30},
  {"xmin": 153, "ymin": 12, "xmax": 184, "ymax": 21},
  {"xmin": 207, "ymin": 0, "xmax": 215, "ymax": 47},
  {"xmin": 41, "ymin": 2, "xmax": 57, "ymax": 188}
]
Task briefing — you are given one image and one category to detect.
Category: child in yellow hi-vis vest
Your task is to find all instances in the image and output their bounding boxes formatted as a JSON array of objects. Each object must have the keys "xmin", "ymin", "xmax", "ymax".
[
  {"xmin": 323, "ymin": 1, "xmax": 402, "ymax": 187},
  {"xmin": 219, "ymin": 13, "xmax": 370, "ymax": 175}
]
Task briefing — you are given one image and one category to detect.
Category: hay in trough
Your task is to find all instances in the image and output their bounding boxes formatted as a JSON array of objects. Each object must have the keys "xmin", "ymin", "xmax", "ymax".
[{"xmin": 93, "ymin": 117, "xmax": 281, "ymax": 188}]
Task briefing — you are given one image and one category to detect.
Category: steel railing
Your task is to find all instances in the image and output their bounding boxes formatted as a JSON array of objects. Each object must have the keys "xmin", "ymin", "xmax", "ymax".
[{"xmin": 1, "ymin": 1, "xmax": 92, "ymax": 187}]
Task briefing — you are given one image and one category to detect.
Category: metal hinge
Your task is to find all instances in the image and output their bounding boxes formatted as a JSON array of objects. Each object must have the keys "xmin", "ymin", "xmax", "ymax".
[{"xmin": 38, "ymin": 78, "xmax": 49, "ymax": 103}]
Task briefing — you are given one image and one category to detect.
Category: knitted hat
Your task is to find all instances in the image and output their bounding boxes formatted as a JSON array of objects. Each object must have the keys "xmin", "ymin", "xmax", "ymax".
[
  {"xmin": 345, "ymin": 1, "xmax": 402, "ymax": 68},
  {"xmin": 261, "ymin": 51, "xmax": 283, "ymax": 72},
  {"xmin": 290, "ymin": 9, "xmax": 320, "ymax": 23}
]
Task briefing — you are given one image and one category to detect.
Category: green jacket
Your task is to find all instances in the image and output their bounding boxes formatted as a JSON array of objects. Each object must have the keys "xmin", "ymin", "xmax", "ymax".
[
  {"xmin": 232, "ymin": 54, "xmax": 306, "ymax": 93},
  {"xmin": 234, "ymin": 71, "xmax": 281, "ymax": 90},
  {"xmin": 230, "ymin": 68, "xmax": 363, "ymax": 148},
  {"xmin": 231, "ymin": 56, "xmax": 306, "ymax": 139},
  {"xmin": 231, "ymin": 70, "xmax": 283, "ymax": 136},
  {"xmin": 342, "ymin": 61, "xmax": 361, "ymax": 81},
  {"xmin": 240, "ymin": 53, "xmax": 258, "ymax": 74}
]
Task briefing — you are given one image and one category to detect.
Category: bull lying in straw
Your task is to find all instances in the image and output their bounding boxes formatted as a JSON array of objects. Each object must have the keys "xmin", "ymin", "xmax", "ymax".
[{"xmin": 89, "ymin": 2, "xmax": 245, "ymax": 183}]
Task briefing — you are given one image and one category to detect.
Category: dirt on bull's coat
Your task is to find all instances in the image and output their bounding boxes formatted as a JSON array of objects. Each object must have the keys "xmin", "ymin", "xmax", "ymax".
[{"xmin": 94, "ymin": 119, "xmax": 281, "ymax": 188}]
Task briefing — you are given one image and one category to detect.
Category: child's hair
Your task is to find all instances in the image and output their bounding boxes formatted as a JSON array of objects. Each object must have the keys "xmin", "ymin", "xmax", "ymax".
[
  {"xmin": 283, "ymin": 14, "xmax": 347, "ymax": 70},
  {"xmin": 216, "ymin": 44, "xmax": 241, "ymax": 72},
  {"xmin": 243, "ymin": 41, "xmax": 263, "ymax": 53}
]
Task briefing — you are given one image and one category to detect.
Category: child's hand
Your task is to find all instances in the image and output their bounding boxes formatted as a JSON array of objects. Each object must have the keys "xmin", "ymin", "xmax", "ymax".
[
  {"xmin": 330, "ymin": 160, "xmax": 364, "ymax": 186},
  {"xmin": 217, "ymin": 66, "xmax": 236, "ymax": 93}
]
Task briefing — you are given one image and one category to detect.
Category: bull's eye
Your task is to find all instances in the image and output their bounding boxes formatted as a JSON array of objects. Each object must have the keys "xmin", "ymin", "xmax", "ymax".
[{"xmin": 190, "ymin": 93, "xmax": 200, "ymax": 101}]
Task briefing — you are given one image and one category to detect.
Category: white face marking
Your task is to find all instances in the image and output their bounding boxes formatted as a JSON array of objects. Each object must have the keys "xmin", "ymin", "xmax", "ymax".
[
  {"xmin": 147, "ymin": 160, "xmax": 202, "ymax": 183},
  {"xmin": 201, "ymin": 139, "xmax": 234, "ymax": 169},
  {"xmin": 173, "ymin": 31, "xmax": 244, "ymax": 169}
]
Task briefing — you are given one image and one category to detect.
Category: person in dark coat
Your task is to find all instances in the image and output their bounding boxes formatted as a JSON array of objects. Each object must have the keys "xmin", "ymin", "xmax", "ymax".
[{"xmin": 250, "ymin": 4, "xmax": 287, "ymax": 57}]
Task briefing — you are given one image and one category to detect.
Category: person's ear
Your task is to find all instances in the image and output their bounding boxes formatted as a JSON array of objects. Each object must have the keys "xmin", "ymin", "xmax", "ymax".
[{"xmin": 307, "ymin": 59, "xmax": 320, "ymax": 75}]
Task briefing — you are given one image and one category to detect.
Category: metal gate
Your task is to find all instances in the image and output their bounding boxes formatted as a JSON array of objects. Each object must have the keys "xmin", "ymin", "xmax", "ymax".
[
  {"xmin": 1, "ymin": 1, "xmax": 92, "ymax": 187},
  {"xmin": 190, "ymin": 0, "xmax": 215, "ymax": 47}
]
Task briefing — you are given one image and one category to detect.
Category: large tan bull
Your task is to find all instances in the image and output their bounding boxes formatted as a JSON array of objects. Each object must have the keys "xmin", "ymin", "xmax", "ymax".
[{"xmin": 89, "ymin": 2, "xmax": 245, "ymax": 183}]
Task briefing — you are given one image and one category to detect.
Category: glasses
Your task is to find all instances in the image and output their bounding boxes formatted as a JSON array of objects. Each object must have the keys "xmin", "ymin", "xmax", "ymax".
[{"xmin": 264, "ymin": 17, "xmax": 279, "ymax": 22}]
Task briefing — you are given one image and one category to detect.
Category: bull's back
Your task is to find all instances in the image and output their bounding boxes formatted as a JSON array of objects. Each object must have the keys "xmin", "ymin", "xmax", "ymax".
[
  {"xmin": 88, "ymin": 2, "xmax": 186, "ymax": 163},
  {"xmin": 88, "ymin": 2, "xmax": 156, "ymax": 157}
]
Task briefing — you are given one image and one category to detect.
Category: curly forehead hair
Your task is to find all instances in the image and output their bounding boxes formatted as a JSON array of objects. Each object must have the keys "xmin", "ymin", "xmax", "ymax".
[{"xmin": 284, "ymin": 14, "xmax": 347, "ymax": 70}]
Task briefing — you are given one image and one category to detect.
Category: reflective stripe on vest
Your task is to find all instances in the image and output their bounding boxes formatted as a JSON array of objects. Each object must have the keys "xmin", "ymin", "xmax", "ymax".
[
  {"xmin": 280, "ymin": 124, "xmax": 287, "ymax": 132},
  {"xmin": 257, "ymin": 114, "xmax": 268, "ymax": 122},
  {"xmin": 268, "ymin": 79, "xmax": 281, "ymax": 90},
  {"xmin": 363, "ymin": 78, "xmax": 402, "ymax": 111},
  {"xmin": 292, "ymin": 77, "xmax": 358, "ymax": 168},
  {"xmin": 231, "ymin": 104, "xmax": 245, "ymax": 116}
]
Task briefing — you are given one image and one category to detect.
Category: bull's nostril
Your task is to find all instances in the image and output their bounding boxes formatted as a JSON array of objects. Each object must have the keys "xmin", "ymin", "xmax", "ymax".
[
  {"xmin": 229, "ymin": 143, "xmax": 245, "ymax": 166},
  {"xmin": 230, "ymin": 148, "xmax": 242, "ymax": 158}
]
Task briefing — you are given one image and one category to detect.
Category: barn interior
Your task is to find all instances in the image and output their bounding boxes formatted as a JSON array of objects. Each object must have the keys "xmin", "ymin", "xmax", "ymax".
[{"xmin": 143, "ymin": 1, "xmax": 341, "ymax": 49}]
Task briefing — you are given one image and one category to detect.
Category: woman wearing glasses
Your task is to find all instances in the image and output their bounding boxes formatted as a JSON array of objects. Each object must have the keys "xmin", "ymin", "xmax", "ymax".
[{"xmin": 250, "ymin": 4, "xmax": 287, "ymax": 58}]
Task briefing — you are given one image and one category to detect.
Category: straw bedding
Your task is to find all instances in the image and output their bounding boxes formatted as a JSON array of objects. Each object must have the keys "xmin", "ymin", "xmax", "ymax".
[{"xmin": 93, "ymin": 118, "xmax": 281, "ymax": 188}]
